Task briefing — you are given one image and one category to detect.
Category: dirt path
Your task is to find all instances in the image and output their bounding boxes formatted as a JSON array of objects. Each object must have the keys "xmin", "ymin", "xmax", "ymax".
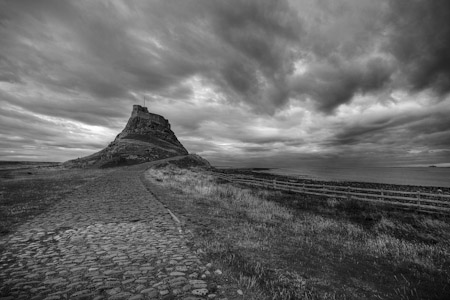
[{"xmin": 0, "ymin": 166, "xmax": 223, "ymax": 300}]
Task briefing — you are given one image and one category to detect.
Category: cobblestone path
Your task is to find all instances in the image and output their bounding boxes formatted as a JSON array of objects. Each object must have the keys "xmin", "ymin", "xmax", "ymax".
[{"xmin": 0, "ymin": 167, "xmax": 222, "ymax": 300}]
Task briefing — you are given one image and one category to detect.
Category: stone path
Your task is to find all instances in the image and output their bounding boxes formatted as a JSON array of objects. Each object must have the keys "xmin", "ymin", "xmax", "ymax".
[{"xmin": 0, "ymin": 167, "xmax": 223, "ymax": 300}]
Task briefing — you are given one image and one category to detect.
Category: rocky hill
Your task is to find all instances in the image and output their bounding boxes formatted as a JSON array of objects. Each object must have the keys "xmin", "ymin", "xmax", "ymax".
[{"xmin": 64, "ymin": 105, "xmax": 198, "ymax": 168}]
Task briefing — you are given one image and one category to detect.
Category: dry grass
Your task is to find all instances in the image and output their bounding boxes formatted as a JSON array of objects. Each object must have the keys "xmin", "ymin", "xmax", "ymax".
[{"xmin": 145, "ymin": 165, "xmax": 450, "ymax": 300}]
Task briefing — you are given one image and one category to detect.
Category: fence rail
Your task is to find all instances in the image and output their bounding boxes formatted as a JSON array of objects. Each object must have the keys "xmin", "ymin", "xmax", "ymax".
[{"xmin": 209, "ymin": 172, "xmax": 450, "ymax": 215}]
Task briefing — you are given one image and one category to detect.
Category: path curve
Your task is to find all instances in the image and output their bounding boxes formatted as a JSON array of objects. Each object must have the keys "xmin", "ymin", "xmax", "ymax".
[{"xmin": 0, "ymin": 166, "xmax": 220, "ymax": 300}]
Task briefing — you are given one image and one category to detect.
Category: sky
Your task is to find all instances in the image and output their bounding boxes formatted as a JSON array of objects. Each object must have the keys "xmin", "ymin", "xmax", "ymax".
[{"xmin": 1, "ymin": 0, "xmax": 450, "ymax": 168}]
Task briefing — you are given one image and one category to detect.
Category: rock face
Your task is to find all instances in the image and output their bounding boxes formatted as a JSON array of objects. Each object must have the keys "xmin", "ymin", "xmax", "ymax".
[{"xmin": 65, "ymin": 105, "xmax": 189, "ymax": 168}]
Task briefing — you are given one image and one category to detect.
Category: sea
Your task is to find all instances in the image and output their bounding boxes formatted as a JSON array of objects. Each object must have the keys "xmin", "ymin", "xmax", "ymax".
[{"xmin": 256, "ymin": 166, "xmax": 450, "ymax": 188}]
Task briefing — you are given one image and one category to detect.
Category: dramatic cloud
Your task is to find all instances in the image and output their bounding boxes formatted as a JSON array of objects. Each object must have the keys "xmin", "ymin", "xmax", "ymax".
[
  {"xmin": 0, "ymin": 0, "xmax": 449, "ymax": 166},
  {"xmin": 289, "ymin": 56, "xmax": 394, "ymax": 113},
  {"xmin": 384, "ymin": 0, "xmax": 450, "ymax": 94}
]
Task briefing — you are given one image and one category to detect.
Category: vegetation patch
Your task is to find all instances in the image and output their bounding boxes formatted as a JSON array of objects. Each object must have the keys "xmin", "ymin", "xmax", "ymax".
[{"xmin": 145, "ymin": 165, "xmax": 450, "ymax": 300}]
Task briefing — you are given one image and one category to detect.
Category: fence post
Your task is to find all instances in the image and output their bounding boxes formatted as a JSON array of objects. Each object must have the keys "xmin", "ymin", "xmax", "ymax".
[
  {"xmin": 347, "ymin": 186, "xmax": 351, "ymax": 201},
  {"xmin": 381, "ymin": 191, "xmax": 384, "ymax": 201},
  {"xmin": 273, "ymin": 179, "xmax": 276, "ymax": 190},
  {"xmin": 417, "ymin": 191, "xmax": 421, "ymax": 207}
]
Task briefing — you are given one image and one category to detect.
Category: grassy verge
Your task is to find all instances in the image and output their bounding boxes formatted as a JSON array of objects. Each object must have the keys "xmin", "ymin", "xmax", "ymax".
[
  {"xmin": 0, "ymin": 164, "xmax": 110, "ymax": 236},
  {"xmin": 145, "ymin": 165, "xmax": 450, "ymax": 300}
]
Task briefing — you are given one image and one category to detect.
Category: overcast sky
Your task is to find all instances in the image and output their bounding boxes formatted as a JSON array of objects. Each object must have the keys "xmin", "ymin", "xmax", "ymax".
[{"xmin": 1, "ymin": 0, "xmax": 450, "ymax": 167}]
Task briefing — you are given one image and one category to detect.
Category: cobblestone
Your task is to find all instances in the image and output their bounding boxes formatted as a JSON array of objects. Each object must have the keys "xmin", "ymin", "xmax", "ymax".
[{"xmin": 0, "ymin": 167, "xmax": 221, "ymax": 299}]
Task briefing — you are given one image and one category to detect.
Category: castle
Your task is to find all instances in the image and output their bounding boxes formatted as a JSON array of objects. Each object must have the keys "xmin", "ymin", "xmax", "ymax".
[{"xmin": 131, "ymin": 105, "xmax": 170, "ymax": 129}]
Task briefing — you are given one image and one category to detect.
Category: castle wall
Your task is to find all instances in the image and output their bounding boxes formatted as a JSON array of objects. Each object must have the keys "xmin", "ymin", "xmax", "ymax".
[{"xmin": 131, "ymin": 105, "xmax": 169, "ymax": 128}]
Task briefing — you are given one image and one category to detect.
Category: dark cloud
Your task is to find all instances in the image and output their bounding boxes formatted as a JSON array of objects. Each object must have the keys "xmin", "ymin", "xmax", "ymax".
[
  {"xmin": 0, "ymin": 90, "xmax": 128, "ymax": 128},
  {"xmin": 208, "ymin": 0, "xmax": 301, "ymax": 71},
  {"xmin": 193, "ymin": 0, "xmax": 303, "ymax": 112},
  {"xmin": 290, "ymin": 56, "xmax": 394, "ymax": 113},
  {"xmin": 0, "ymin": 106, "xmax": 61, "ymax": 140},
  {"xmin": 1, "ymin": 0, "xmax": 450, "ymax": 166},
  {"xmin": 0, "ymin": 0, "xmax": 391, "ymax": 115},
  {"xmin": 385, "ymin": 0, "xmax": 450, "ymax": 95},
  {"xmin": 330, "ymin": 106, "xmax": 450, "ymax": 153},
  {"xmin": 0, "ymin": 0, "xmax": 203, "ymax": 103},
  {"xmin": 0, "ymin": 54, "xmax": 22, "ymax": 84},
  {"xmin": 287, "ymin": 0, "xmax": 450, "ymax": 113},
  {"xmin": 2, "ymin": 0, "xmax": 450, "ymax": 116}
]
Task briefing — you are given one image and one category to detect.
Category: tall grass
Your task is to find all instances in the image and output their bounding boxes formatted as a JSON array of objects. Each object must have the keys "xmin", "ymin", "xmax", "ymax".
[
  {"xmin": 150, "ymin": 166, "xmax": 293, "ymax": 223},
  {"xmin": 149, "ymin": 166, "xmax": 449, "ymax": 268},
  {"xmin": 146, "ymin": 166, "xmax": 450, "ymax": 299}
]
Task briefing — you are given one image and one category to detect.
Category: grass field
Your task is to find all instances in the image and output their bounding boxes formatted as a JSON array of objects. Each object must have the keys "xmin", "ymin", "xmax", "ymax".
[
  {"xmin": 145, "ymin": 165, "xmax": 450, "ymax": 300},
  {"xmin": 0, "ymin": 162, "xmax": 110, "ymax": 236}
]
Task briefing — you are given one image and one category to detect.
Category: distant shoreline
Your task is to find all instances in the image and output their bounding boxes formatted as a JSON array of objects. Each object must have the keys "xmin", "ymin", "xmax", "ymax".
[{"xmin": 0, "ymin": 161, "xmax": 60, "ymax": 165}]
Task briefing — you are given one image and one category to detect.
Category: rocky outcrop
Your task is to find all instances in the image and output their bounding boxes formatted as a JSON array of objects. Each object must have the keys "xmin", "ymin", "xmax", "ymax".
[{"xmin": 65, "ymin": 105, "xmax": 189, "ymax": 168}]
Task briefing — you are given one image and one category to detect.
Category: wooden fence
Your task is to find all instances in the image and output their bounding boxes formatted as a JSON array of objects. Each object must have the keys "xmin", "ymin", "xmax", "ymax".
[{"xmin": 209, "ymin": 172, "xmax": 450, "ymax": 215}]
